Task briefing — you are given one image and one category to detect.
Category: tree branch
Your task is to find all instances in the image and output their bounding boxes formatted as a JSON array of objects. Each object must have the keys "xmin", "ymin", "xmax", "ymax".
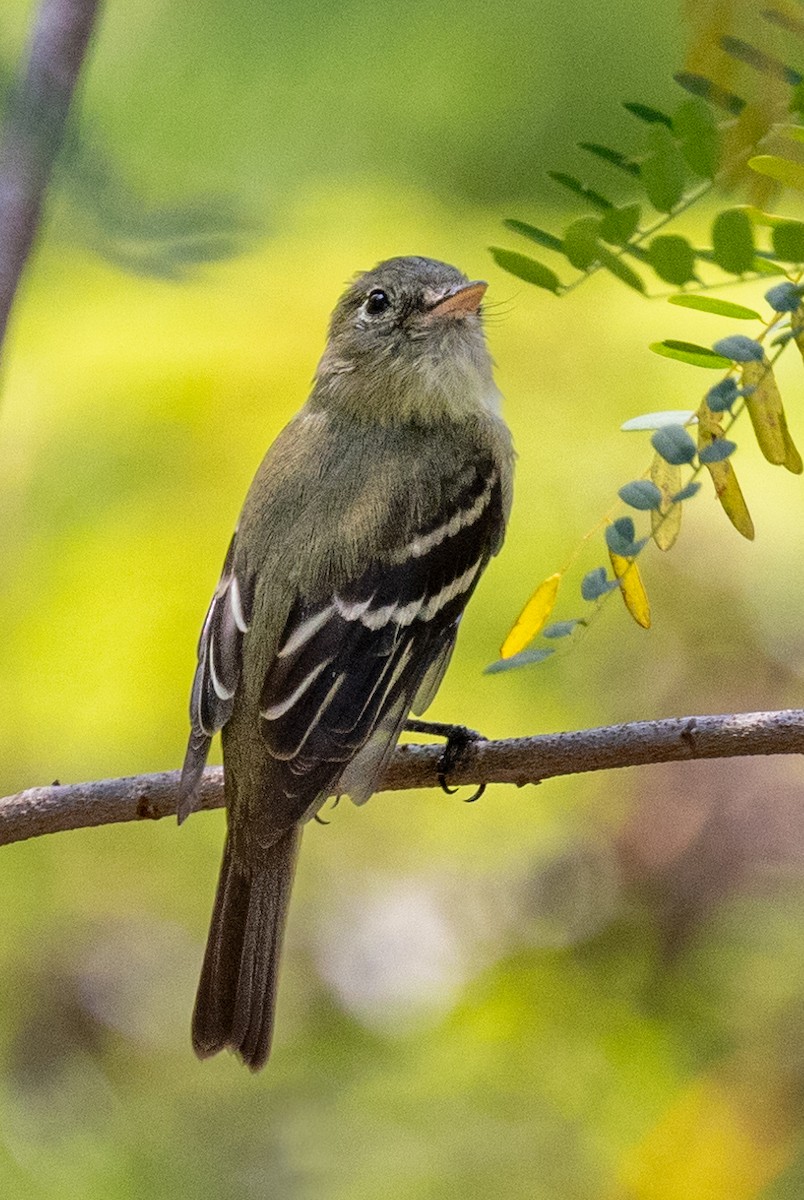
[
  {"xmin": 0, "ymin": 0, "xmax": 101, "ymax": 354},
  {"xmin": 2, "ymin": 708, "xmax": 803, "ymax": 847}
]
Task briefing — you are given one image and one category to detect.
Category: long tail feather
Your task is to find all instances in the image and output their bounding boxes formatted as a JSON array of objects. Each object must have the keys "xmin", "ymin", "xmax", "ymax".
[{"xmin": 192, "ymin": 827, "xmax": 301, "ymax": 1070}]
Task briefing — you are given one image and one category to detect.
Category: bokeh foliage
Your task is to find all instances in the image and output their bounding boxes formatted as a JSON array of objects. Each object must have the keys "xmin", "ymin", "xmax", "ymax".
[
  {"xmin": 491, "ymin": 11, "xmax": 804, "ymax": 672},
  {"xmin": 1, "ymin": 2, "xmax": 804, "ymax": 1198}
]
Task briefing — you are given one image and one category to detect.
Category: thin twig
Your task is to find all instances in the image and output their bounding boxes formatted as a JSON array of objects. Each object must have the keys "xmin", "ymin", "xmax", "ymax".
[
  {"xmin": 0, "ymin": 0, "xmax": 102, "ymax": 355},
  {"xmin": 2, "ymin": 708, "xmax": 803, "ymax": 847}
]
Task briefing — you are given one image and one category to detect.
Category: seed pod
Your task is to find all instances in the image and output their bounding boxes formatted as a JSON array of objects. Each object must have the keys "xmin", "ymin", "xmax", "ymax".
[
  {"xmin": 608, "ymin": 549, "xmax": 651, "ymax": 629},
  {"xmin": 697, "ymin": 400, "xmax": 755, "ymax": 540},
  {"xmin": 649, "ymin": 453, "xmax": 682, "ymax": 550},
  {"xmin": 741, "ymin": 359, "xmax": 802, "ymax": 474}
]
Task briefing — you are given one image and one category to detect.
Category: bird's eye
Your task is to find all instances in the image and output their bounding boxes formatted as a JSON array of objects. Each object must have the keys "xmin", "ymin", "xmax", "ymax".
[{"xmin": 365, "ymin": 289, "xmax": 391, "ymax": 316}]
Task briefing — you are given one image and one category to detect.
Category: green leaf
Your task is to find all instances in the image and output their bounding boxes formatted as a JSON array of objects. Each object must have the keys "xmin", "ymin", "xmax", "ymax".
[
  {"xmin": 647, "ymin": 235, "xmax": 696, "ymax": 284},
  {"xmin": 503, "ymin": 219, "xmax": 563, "ymax": 253},
  {"xmin": 698, "ymin": 439, "xmax": 736, "ymax": 463},
  {"xmin": 776, "ymin": 124, "xmax": 804, "ymax": 145},
  {"xmin": 711, "ymin": 208, "xmax": 755, "ymax": 274},
  {"xmin": 672, "ymin": 98, "xmax": 719, "ymax": 178},
  {"xmin": 749, "ymin": 155, "xmax": 804, "ymax": 191},
  {"xmin": 546, "ymin": 172, "xmax": 613, "ymax": 211},
  {"xmin": 599, "ymin": 204, "xmax": 641, "ymax": 246},
  {"xmin": 649, "ymin": 340, "xmax": 731, "ymax": 368},
  {"xmin": 671, "ymin": 481, "xmax": 702, "ymax": 502},
  {"xmin": 596, "ymin": 245, "xmax": 646, "ymax": 292},
  {"xmin": 744, "ymin": 207, "xmax": 791, "ymax": 228},
  {"xmin": 624, "ymin": 101, "xmax": 673, "ymax": 127},
  {"xmin": 621, "ymin": 410, "xmax": 697, "ymax": 431},
  {"xmin": 640, "ymin": 126, "xmax": 686, "ymax": 212},
  {"xmin": 614, "ymin": 516, "xmax": 635, "ymax": 541},
  {"xmin": 489, "ymin": 247, "xmax": 562, "ymax": 293},
  {"xmin": 751, "ymin": 256, "xmax": 786, "ymax": 277},
  {"xmin": 673, "ymin": 72, "xmax": 745, "ymax": 116},
  {"xmin": 563, "ymin": 216, "xmax": 601, "ymax": 270},
  {"xmin": 581, "ymin": 568, "xmax": 619, "ymax": 601},
  {"xmin": 651, "ymin": 424, "xmax": 698, "ymax": 465},
  {"xmin": 578, "ymin": 142, "xmax": 640, "ymax": 176},
  {"xmin": 772, "ymin": 221, "xmax": 804, "ymax": 262},
  {"xmin": 765, "ymin": 282, "xmax": 803, "ymax": 312},
  {"xmin": 606, "ymin": 518, "xmax": 646, "ymax": 557},
  {"xmin": 706, "ymin": 379, "xmax": 739, "ymax": 412},
  {"xmin": 484, "ymin": 647, "xmax": 555, "ymax": 674},
  {"xmin": 712, "ymin": 335, "xmax": 764, "ymax": 362},
  {"xmin": 668, "ymin": 295, "xmax": 761, "ymax": 320},
  {"xmin": 542, "ymin": 620, "xmax": 580, "ymax": 639},
  {"xmin": 720, "ymin": 35, "xmax": 801, "ymax": 85},
  {"xmin": 618, "ymin": 480, "xmax": 663, "ymax": 510}
]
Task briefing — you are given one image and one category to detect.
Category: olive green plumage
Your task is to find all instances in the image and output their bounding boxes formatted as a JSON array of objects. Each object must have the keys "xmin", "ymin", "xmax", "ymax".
[{"xmin": 180, "ymin": 256, "xmax": 514, "ymax": 1069}]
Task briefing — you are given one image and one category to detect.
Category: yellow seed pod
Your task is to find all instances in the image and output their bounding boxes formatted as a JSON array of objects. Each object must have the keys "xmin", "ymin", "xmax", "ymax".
[
  {"xmin": 697, "ymin": 399, "xmax": 755, "ymax": 540},
  {"xmin": 608, "ymin": 550, "xmax": 651, "ymax": 629},
  {"xmin": 793, "ymin": 305, "xmax": 804, "ymax": 364},
  {"xmin": 741, "ymin": 359, "xmax": 802, "ymax": 473},
  {"xmin": 783, "ymin": 427, "xmax": 803, "ymax": 474},
  {"xmin": 649, "ymin": 452, "xmax": 682, "ymax": 551},
  {"xmin": 792, "ymin": 311, "xmax": 804, "ymax": 473},
  {"xmin": 500, "ymin": 572, "xmax": 561, "ymax": 659}
]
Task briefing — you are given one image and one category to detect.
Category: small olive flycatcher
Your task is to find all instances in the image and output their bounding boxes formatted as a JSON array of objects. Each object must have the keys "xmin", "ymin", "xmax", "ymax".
[{"xmin": 179, "ymin": 256, "xmax": 514, "ymax": 1069}]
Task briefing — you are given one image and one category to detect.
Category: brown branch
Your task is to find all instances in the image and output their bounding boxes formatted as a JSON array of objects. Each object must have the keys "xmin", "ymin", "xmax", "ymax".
[
  {"xmin": 2, "ymin": 708, "xmax": 803, "ymax": 847},
  {"xmin": 0, "ymin": 0, "xmax": 102, "ymax": 354}
]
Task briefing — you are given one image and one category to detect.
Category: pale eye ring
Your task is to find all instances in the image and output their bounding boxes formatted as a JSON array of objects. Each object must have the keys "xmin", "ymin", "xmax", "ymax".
[{"xmin": 365, "ymin": 289, "xmax": 391, "ymax": 316}]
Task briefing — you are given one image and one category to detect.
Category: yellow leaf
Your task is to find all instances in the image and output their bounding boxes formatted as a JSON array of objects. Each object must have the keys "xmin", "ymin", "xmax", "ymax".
[
  {"xmin": 500, "ymin": 573, "xmax": 560, "ymax": 659},
  {"xmin": 608, "ymin": 550, "xmax": 651, "ymax": 629},
  {"xmin": 741, "ymin": 359, "xmax": 802, "ymax": 473},
  {"xmin": 649, "ymin": 453, "xmax": 682, "ymax": 551},
  {"xmin": 617, "ymin": 1073, "xmax": 793, "ymax": 1200},
  {"xmin": 697, "ymin": 399, "xmax": 755, "ymax": 539}
]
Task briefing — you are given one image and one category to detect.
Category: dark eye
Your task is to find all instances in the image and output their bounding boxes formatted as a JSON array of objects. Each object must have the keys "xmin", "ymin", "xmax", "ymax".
[{"xmin": 365, "ymin": 289, "xmax": 391, "ymax": 316}]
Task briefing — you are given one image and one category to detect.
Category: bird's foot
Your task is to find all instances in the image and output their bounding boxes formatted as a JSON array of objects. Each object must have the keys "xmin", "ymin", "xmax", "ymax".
[
  {"xmin": 314, "ymin": 793, "xmax": 343, "ymax": 825},
  {"xmin": 404, "ymin": 719, "xmax": 486, "ymax": 803}
]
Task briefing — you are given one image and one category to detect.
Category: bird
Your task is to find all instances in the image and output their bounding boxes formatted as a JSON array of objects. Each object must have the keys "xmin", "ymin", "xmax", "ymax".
[{"xmin": 178, "ymin": 255, "xmax": 514, "ymax": 1070}]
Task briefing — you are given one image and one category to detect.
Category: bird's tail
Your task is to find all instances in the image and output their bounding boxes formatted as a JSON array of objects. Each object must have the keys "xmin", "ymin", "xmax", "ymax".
[{"xmin": 192, "ymin": 826, "xmax": 301, "ymax": 1071}]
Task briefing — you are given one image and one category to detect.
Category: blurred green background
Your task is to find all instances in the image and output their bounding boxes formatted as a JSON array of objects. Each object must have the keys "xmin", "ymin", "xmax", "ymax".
[{"xmin": 2, "ymin": 1, "xmax": 804, "ymax": 1196}]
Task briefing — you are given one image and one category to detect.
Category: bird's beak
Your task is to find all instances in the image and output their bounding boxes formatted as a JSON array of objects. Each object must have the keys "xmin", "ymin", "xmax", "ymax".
[{"xmin": 426, "ymin": 280, "xmax": 488, "ymax": 321}]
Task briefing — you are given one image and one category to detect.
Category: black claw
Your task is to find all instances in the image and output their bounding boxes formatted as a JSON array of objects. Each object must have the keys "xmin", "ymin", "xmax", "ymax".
[
  {"xmin": 315, "ymin": 793, "xmax": 344, "ymax": 824},
  {"xmin": 437, "ymin": 726, "xmax": 481, "ymax": 784},
  {"xmin": 405, "ymin": 718, "xmax": 485, "ymax": 802}
]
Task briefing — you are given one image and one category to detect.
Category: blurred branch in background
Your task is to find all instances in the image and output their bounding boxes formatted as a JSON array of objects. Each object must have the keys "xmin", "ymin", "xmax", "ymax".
[
  {"xmin": 1, "ymin": 707, "xmax": 803, "ymax": 846},
  {"xmin": 0, "ymin": 0, "xmax": 260, "ymax": 303},
  {"xmin": 0, "ymin": 0, "xmax": 102, "ymax": 356},
  {"xmin": 60, "ymin": 149, "xmax": 261, "ymax": 279}
]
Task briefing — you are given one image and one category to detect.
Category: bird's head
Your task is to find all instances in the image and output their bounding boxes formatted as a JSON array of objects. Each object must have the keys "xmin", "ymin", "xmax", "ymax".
[{"xmin": 312, "ymin": 256, "xmax": 499, "ymax": 424}]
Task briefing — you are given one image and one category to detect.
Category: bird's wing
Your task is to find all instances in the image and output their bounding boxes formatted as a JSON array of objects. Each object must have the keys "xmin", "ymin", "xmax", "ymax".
[
  {"xmin": 256, "ymin": 457, "xmax": 504, "ymax": 823},
  {"xmin": 178, "ymin": 531, "xmax": 256, "ymax": 819}
]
